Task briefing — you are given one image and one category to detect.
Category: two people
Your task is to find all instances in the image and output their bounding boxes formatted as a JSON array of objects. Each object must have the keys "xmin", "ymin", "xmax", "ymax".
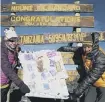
[
  {"xmin": 0, "ymin": 28, "xmax": 30, "ymax": 102},
  {"xmin": 58, "ymin": 32, "xmax": 105, "ymax": 102},
  {"xmin": 1, "ymin": 28, "xmax": 105, "ymax": 102}
]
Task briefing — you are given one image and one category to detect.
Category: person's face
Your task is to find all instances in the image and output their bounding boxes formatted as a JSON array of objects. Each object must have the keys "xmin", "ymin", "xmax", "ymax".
[
  {"xmin": 83, "ymin": 46, "xmax": 92, "ymax": 54},
  {"xmin": 7, "ymin": 39, "xmax": 18, "ymax": 49}
]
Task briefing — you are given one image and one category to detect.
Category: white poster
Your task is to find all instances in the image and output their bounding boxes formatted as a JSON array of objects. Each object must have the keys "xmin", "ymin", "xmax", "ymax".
[{"xmin": 18, "ymin": 50, "xmax": 69, "ymax": 99}]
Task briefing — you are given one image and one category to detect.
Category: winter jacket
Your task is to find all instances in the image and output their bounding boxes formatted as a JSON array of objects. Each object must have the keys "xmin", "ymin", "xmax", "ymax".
[
  {"xmin": 82, "ymin": 54, "xmax": 105, "ymax": 87},
  {"xmin": 0, "ymin": 40, "xmax": 23, "ymax": 89},
  {"xmin": 57, "ymin": 32, "xmax": 105, "ymax": 96}
]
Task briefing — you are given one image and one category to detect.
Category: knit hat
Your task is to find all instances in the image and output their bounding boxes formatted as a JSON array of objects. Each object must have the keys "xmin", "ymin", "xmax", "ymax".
[{"xmin": 4, "ymin": 27, "xmax": 18, "ymax": 41}]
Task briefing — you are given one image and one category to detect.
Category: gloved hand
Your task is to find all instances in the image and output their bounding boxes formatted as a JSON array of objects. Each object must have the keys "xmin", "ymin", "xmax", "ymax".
[
  {"xmin": 68, "ymin": 92, "xmax": 78, "ymax": 102},
  {"xmin": 57, "ymin": 47, "xmax": 64, "ymax": 51},
  {"xmin": 19, "ymin": 82, "xmax": 30, "ymax": 94},
  {"xmin": 68, "ymin": 90, "xmax": 83, "ymax": 102}
]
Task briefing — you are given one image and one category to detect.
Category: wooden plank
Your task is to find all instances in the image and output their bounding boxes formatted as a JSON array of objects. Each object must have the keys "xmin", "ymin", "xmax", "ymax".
[
  {"xmin": 1, "ymin": 15, "xmax": 94, "ymax": 27},
  {"xmin": 18, "ymin": 32, "xmax": 105, "ymax": 45},
  {"xmin": 1, "ymin": 4, "xmax": 93, "ymax": 12},
  {"xmin": 61, "ymin": 52, "xmax": 74, "ymax": 65},
  {"xmin": 66, "ymin": 70, "xmax": 79, "ymax": 83},
  {"xmin": 1, "ymin": 32, "xmax": 104, "ymax": 44}
]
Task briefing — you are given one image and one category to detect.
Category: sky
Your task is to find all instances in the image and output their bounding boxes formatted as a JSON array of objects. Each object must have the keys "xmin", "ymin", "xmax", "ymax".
[{"xmin": 1, "ymin": 0, "xmax": 105, "ymax": 70}]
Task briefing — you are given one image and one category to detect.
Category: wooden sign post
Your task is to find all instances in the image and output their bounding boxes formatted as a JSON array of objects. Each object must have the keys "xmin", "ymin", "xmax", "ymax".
[{"xmin": 1, "ymin": 1, "xmax": 105, "ymax": 95}]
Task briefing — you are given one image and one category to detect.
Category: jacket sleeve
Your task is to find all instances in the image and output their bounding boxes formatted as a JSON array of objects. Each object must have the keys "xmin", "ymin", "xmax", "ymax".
[
  {"xmin": 57, "ymin": 46, "xmax": 78, "ymax": 52},
  {"xmin": 1, "ymin": 46, "xmax": 23, "ymax": 87},
  {"xmin": 74, "ymin": 32, "xmax": 105, "ymax": 96},
  {"xmin": 74, "ymin": 54, "xmax": 105, "ymax": 96}
]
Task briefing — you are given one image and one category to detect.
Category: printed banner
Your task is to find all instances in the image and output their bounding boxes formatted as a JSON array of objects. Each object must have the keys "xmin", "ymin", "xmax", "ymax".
[{"xmin": 18, "ymin": 50, "xmax": 69, "ymax": 99}]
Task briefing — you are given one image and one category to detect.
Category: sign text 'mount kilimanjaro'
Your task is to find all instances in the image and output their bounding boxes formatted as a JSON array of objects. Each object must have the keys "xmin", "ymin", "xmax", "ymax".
[
  {"xmin": 1, "ymin": 15, "xmax": 94, "ymax": 27},
  {"xmin": 1, "ymin": 4, "xmax": 93, "ymax": 12}
]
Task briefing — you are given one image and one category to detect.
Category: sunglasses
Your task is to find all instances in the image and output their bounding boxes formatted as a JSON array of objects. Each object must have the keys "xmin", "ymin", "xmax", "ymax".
[
  {"xmin": 8, "ymin": 39, "xmax": 19, "ymax": 42},
  {"xmin": 8, "ymin": 39, "xmax": 15, "ymax": 42}
]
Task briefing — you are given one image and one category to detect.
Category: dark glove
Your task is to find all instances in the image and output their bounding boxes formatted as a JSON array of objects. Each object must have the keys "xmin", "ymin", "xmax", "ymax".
[
  {"xmin": 68, "ymin": 92, "xmax": 78, "ymax": 102},
  {"xmin": 68, "ymin": 89, "xmax": 83, "ymax": 102},
  {"xmin": 19, "ymin": 82, "xmax": 30, "ymax": 94},
  {"xmin": 57, "ymin": 47, "xmax": 64, "ymax": 51}
]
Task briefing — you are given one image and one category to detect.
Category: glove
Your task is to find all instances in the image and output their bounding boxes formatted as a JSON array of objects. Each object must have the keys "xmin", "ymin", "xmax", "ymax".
[
  {"xmin": 19, "ymin": 82, "xmax": 30, "ymax": 94},
  {"xmin": 57, "ymin": 47, "xmax": 64, "ymax": 51},
  {"xmin": 68, "ymin": 92, "xmax": 78, "ymax": 102},
  {"xmin": 68, "ymin": 89, "xmax": 83, "ymax": 102}
]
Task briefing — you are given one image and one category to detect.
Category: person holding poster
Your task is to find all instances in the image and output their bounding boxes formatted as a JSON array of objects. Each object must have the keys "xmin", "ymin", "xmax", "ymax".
[
  {"xmin": 58, "ymin": 32, "xmax": 105, "ymax": 102},
  {"xmin": 0, "ymin": 28, "xmax": 30, "ymax": 102}
]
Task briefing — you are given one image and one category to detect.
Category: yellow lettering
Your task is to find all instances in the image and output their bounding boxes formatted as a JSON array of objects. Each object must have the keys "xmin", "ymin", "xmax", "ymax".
[
  {"xmin": 55, "ymin": 34, "xmax": 59, "ymax": 42},
  {"xmin": 22, "ymin": 6, "xmax": 28, "ymax": 11},
  {"xmin": 35, "ymin": 35, "xmax": 40, "ymax": 43},
  {"xmin": 16, "ymin": 16, "xmax": 21, "ymax": 22},
  {"xmin": 10, "ymin": 16, "xmax": 81, "ymax": 26},
  {"xmin": 32, "ymin": 35, "xmax": 36, "ymax": 43},
  {"xmin": 66, "ymin": 34, "xmax": 73, "ymax": 41},
  {"xmin": 73, "ymin": 34, "xmax": 79, "ymax": 41},
  {"xmin": 29, "ymin": 36, "xmax": 33, "ymax": 43},
  {"xmin": 26, "ymin": 36, "xmax": 30, "ymax": 43},
  {"xmin": 11, "ymin": 4, "xmax": 82, "ymax": 12},
  {"xmin": 11, "ymin": 6, "xmax": 16, "ymax": 11},
  {"xmin": 22, "ymin": 5, "xmax": 32, "ymax": 11},
  {"xmin": 19, "ymin": 36, "xmax": 23, "ymax": 44},
  {"xmin": 35, "ymin": 16, "xmax": 41, "ymax": 22},
  {"xmin": 11, "ymin": 16, "xmax": 15, "ymax": 22},
  {"xmin": 28, "ymin": 5, "xmax": 33, "ymax": 11},
  {"xmin": 11, "ymin": 5, "xmax": 33, "ymax": 11},
  {"xmin": 22, "ymin": 36, "xmax": 29, "ymax": 44},
  {"xmin": 33, "ymin": 35, "xmax": 44, "ymax": 43},
  {"xmin": 78, "ymin": 34, "xmax": 84, "ymax": 41},
  {"xmin": 30, "ymin": 16, "xmax": 36, "ymax": 22},
  {"xmin": 40, "ymin": 35, "xmax": 44, "ymax": 43},
  {"xmin": 48, "ymin": 35, "xmax": 55, "ymax": 43}
]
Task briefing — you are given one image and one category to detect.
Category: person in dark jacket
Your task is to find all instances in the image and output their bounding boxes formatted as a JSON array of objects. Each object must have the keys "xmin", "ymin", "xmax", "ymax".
[
  {"xmin": 0, "ymin": 28, "xmax": 30, "ymax": 102},
  {"xmin": 57, "ymin": 32, "xmax": 105, "ymax": 102}
]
